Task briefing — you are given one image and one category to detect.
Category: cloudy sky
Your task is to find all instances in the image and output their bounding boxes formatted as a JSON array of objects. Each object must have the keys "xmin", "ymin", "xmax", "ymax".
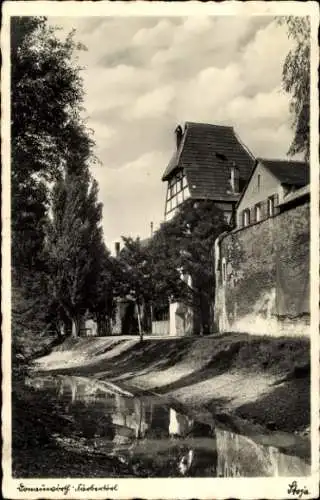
[{"xmin": 49, "ymin": 15, "xmax": 294, "ymax": 251}]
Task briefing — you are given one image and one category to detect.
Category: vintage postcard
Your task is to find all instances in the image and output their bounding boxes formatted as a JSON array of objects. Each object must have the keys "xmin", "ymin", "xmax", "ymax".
[{"xmin": 1, "ymin": 1, "xmax": 319, "ymax": 499}]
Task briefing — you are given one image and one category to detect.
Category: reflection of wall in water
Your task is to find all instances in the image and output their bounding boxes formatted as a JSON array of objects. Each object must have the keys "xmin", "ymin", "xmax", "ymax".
[
  {"xmin": 147, "ymin": 404, "xmax": 170, "ymax": 438},
  {"xmin": 112, "ymin": 396, "xmax": 174, "ymax": 440},
  {"xmin": 169, "ymin": 409, "xmax": 194, "ymax": 436},
  {"xmin": 113, "ymin": 395, "xmax": 164, "ymax": 439},
  {"xmin": 216, "ymin": 429, "xmax": 310, "ymax": 477}
]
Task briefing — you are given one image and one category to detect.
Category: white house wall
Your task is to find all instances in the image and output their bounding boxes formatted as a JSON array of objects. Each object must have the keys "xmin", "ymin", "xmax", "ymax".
[
  {"xmin": 169, "ymin": 302, "xmax": 179, "ymax": 336},
  {"xmin": 237, "ymin": 162, "xmax": 283, "ymax": 227}
]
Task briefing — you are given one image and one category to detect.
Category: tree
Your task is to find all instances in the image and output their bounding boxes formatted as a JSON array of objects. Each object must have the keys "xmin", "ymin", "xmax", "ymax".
[
  {"xmin": 11, "ymin": 17, "xmax": 96, "ymax": 340},
  {"xmin": 88, "ymin": 249, "xmax": 116, "ymax": 337},
  {"xmin": 11, "ymin": 16, "xmax": 95, "ymax": 272},
  {"xmin": 278, "ymin": 17, "xmax": 310, "ymax": 160},
  {"xmin": 148, "ymin": 199, "xmax": 231, "ymax": 334},
  {"xmin": 46, "ymin": 169, "xmax": 105, "ymax": 338},
  {"xmin": 116, "ymin": 237, "xmax": 155, "ymax": 340},
  {"xmin": 118, "ymin": 200, "xmax": 230, "ymax": 336},
  {"xmin": 11, "ymin": 17, "xmax": 93, "ymax": 184}
]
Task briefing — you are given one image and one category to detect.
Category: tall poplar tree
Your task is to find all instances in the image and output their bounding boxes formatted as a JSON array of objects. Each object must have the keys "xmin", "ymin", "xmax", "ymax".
[
  {"xmin": 11, "ymin": 17, "xmax": 96, "ymax": 340},
  {"xmin": 47, "ymin": 169, "xmax": 104, "ymax": 338}
]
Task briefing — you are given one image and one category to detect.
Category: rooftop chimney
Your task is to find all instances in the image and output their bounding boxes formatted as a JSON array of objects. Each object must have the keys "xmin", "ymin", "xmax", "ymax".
[
  {"xmin": 115, "ymin": 241, "xmax": 120, "ymax": 257},
  {"xmin": 175, "ymin": 125, "xmax": 183, "ymax": 150}
]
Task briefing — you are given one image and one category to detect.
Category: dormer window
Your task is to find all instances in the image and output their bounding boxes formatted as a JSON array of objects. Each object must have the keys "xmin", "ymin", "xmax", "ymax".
[{"xmin": 215, "ymin": 152, "xmax": 227, "ymax": 162}]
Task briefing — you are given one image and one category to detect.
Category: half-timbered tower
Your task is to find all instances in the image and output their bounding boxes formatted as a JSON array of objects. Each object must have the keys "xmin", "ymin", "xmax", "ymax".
[{"xmin": 162, "ymin": 122, "xmax": 256, "ymax": 224}]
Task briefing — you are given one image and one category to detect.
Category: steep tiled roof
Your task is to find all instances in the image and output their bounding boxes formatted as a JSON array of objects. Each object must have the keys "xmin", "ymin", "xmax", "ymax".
[
  {"xmin": 162, "ymin": 122, "xmax": 256, "ymax": 201},
  {"xmin": 259, "ymin": 158, "xmax": 309, "ymax": 187}
]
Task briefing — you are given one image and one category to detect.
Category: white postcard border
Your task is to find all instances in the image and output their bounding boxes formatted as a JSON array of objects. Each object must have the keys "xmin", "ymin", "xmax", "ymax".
[{"xmin": 2, "ymin": 2, "xmax": 319, "ymax": 499}]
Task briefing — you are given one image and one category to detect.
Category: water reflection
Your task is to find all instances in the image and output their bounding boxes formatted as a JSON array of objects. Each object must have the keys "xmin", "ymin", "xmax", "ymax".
[{"xmin": 25, "ymin": 375, "xmax": 310, "ymax": 477}]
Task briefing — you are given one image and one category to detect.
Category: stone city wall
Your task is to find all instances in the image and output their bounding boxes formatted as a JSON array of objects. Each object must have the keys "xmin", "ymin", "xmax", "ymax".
[{"xmin": 215, "ymin": 201, "xmax": 310, "ymax": 336}]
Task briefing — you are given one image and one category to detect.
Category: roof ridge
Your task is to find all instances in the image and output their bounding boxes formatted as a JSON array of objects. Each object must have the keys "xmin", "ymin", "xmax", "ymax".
[
  {"xmin": 185, "ymin": 121, "xmax": 234, "ymax": 130},
  {"xmin": 258, "ymin": 157, "xmax": 308, "ymax": 165}
]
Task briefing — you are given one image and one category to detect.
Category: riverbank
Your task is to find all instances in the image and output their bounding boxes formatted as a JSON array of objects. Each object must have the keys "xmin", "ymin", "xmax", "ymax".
[
  {"xmin": 34, "ymin": 333, "xmax": 310, "ymax": 436},
  {"xmin": 12, "ymin": 332, "xmax": 310, "ymax": 477}
]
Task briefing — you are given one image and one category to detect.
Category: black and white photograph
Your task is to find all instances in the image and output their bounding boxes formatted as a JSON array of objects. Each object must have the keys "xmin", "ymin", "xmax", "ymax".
[{"xmin": 1, "ymin": 1, "xmax": 319, "ymax": 499}]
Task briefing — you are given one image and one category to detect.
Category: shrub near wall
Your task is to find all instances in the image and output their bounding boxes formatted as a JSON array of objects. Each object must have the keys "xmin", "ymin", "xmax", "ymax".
[{"xmin": 216, "ymin": 202, "xmax": 310, "ymax": 336}]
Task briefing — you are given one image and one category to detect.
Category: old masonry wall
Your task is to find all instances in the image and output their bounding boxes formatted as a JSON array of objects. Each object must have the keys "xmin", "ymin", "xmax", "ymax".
[{"xmin": 215, "ymin": 201, "xmax": 310, "ymax": 336}]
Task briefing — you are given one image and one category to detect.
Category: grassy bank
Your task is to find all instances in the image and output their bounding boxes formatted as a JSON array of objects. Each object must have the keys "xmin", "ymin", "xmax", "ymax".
[{"xmin": 35, "ymin": 333, "xmax": 310, "ymax": 434}]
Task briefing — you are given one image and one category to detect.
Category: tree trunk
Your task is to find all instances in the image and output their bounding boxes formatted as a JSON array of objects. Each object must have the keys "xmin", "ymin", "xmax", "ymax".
[
  {"xmin": 200, "ymin": 290, "xmax": 211, "ymax": 335},
  {"xmin": 106, "ymin": 316, "xmax": 112, "ymax": 335},
  {"xmin": 57, "ymin": 319, "xmax": 66, "ymax": 338},
  {"xmin": 97, "ymin": 314, "xmax": 108, "ymax": 336},
  {"xmin": 60, "ymin": 304, "xmax": 74, "ymax": 337},
  {"xmin": 136, "ymin": 303, "xmax": 143, "ymax": 341},
  {"xmin": 71, "ymin": 315, "xmax": 81, "ymax": 338}
]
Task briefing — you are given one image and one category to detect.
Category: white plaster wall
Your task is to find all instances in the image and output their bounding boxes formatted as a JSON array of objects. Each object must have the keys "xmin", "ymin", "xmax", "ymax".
[
  {"xmin": 227, "ymin": 314, "xmax": 310, "ymax": 337},
  {"xmin": 85, "ymin": 319, "xmax": 97, "ymax": 336},
  {"xmin": 169, "ymin": 302, "xmax": 178, "ymax": 336},
  {"xmin": 237, "ymin": 162, "xmax": 284, "ymax": 226},
  {"xmin": 217, "ymin": 288, "xmax": 310, "ymax": 337}
]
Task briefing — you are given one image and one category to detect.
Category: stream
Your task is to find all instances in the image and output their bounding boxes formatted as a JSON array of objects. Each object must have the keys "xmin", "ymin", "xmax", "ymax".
[{"xmin": 20, "ymin": 374, "xmax": 310, "ymax": 477}]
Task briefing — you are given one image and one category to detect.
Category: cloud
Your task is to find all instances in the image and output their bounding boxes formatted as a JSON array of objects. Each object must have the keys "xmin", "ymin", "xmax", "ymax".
[
  {"xmin": 90, "ymin": 123, "xmax": 116, "ymax": 157},
  {"xmin": 47, "ymin": 15, "xmax": 295, "ymax": 245},
  {"xmin": 241, "ymin": 123, "xmax": 293, "ymax": 159},
  {"xmin": 127, "ymin": 85, "xmax": 175, "ymax": 120},
  {"xmin": 241, "ymin": 20, "xmax": 293, "ymax": 93},
  {"xmin": 176, "ymin": 63, "xmax": 246, "ymax": 120},
  {"xmin": 132, "ymin": 19, "xmax": 174, "ymax": 48},
  {"xmin": 151, "ymin": 16, "xmax": 272, "ymax": 79},
  {"xmin": 92, "ymin": 151, "xmax": 168, "ymax": 247}
]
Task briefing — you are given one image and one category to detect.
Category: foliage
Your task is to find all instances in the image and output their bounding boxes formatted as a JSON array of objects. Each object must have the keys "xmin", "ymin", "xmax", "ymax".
[
  {"xmin": 119, "ymin": 200, "xmax": 230, "ymax": 334},
  {"xmin": 114, "ymin": 237, "xmax": 156, "ymax": 337},
  {"xmin": 46, "ymin": 169, "xmax": 106, "ymax": 337},
  {"xmin": 11, "ymin": 17, "xmax": 93, "ymax": 183},
  {"xmin": 10, "ymin": 17, "xmax": 105, "ymax": 340},
  {"xmin": 11, "ymin": 16, "xmax": 95, "ymax": 269},
  {"xmin": 116, "ymin": 237, "xmax": 154, "ymax": 302},
  {"xmin": 151, "ymin": 199, "xmax": 230, "ymax": 333},
  {"xmin": 87, "ymin": 250, "xmax": 116, "ymax": 336},
  {"xmin": 278, "ymin": 17, "xmax": 310, "ymax": 160}
]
